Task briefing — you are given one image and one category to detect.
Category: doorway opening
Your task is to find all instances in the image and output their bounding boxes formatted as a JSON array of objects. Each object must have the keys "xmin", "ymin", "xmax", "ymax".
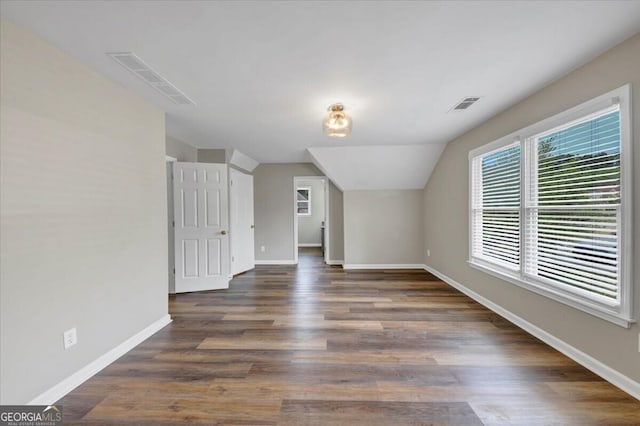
[{"xmin": 293, "ymin": 176, "xmax": 329, "ymax": 265}]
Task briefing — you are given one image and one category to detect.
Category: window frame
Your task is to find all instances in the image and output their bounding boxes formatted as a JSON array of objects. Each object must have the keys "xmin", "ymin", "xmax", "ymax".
[
  {"xmin": 468, "ymin": 84, "xmax": 633, "ymax": 327},
  {"xmin": 296, "ymin": 187, "xmax": 311, "ymax": 216},
  {"xmin": 470, "ymin": 139, "xmax": 522, "ymax": 272}
]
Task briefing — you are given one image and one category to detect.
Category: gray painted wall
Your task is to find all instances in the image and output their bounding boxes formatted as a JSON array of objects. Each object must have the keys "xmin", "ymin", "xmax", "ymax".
[
  {"xmin": 297, "ymin": 179, "xmax": 325, "ymax": 246},
  {"xmin": 0, "ymin": 19, "xmax": 168, "ymax": 404},
  {"xmin": 423, "ymin": 34, "xmax": 640, "ymax": 382},
  {"xmin": 329, "ymin": 182, "xmax": 344, "ymax": 262},
  {"xmin": 344, "ymin": 190, "xmax": 424, "ymax": 265},
  {"xmin": 166, "ymin": 136, "xmax": 197, "ymax": 162},
  {"xmin": 198, "ymin": 149, "xmax": 227, "ymax": 163}
]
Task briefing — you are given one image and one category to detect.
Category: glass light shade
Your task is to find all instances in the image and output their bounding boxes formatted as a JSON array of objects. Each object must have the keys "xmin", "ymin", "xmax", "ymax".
[{"xmin": 322, "ymin": 104, "xmax": 352, "ymax": 137}]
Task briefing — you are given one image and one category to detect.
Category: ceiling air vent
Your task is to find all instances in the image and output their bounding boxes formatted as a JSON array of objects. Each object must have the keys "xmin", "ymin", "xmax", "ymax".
[
  {"xmin": 450, "ymin": 97, "xmax": 481, "ymax": 112},
  {"xmin": 107, "ymin": 52, "xmax": 196, "ymax": 106}
]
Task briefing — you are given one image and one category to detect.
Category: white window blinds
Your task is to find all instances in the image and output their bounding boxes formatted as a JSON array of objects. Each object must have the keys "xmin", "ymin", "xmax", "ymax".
[
  {"xmin": 471, "ymin": 142, "xmax": 521, "ymax": 270},
  {"xmin": 524, "ymin": 106, "xmax": 621, "ymax": 300},
  {"xmin": 469, "ymin": 84, "xmax": 632, "ymax": 327}
]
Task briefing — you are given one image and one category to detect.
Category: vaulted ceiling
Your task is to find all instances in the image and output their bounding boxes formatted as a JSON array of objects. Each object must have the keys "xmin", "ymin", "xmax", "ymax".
[{"xmin": 2, "ymin": 1, "xmax": 639, "ymax": 189}]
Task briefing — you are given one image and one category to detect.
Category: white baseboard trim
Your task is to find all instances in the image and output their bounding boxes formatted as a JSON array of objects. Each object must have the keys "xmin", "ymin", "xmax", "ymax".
[
  {"xmin": 298, "ymin": 243, "xmax": 321, "ymax": 247},
  {"xmin": 423, "ymin": 264, "xmax": 640, "ymax": 400},
  {"xmin": 343, "ymin": 263, "xmax": 425, "ymax": 270},
  {"xmin": 28, "ymin": 314, "xmax": 172, "ymax": 405},
  {"xmin": 254, "ymin": 260, "xmax": 297, "ymax": 265},
  {"xmin": 326, "ymin": 259, "xmax": 344, "ymax": 266}
]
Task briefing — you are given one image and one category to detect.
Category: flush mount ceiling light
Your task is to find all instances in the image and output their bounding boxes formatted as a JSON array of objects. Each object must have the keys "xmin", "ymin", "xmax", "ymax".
[{"xmin": 323, "ymin": 104, "xmax": 352, "ymax": 137}]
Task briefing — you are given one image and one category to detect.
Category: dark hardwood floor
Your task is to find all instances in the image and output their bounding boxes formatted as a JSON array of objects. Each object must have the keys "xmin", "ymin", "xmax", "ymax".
[{"xmin": 59, "ymin": 247, "xmax": 639, "ymax": 425}]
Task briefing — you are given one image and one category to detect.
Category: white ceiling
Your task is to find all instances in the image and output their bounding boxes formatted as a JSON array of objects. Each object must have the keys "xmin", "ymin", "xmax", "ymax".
[
  {"xmin": 2, "ymin": 1, "xmax": 639, "ymax": 187},
  {"xmin": 308, "ymin": 145, "xmax": 445, "ymax": 191}
]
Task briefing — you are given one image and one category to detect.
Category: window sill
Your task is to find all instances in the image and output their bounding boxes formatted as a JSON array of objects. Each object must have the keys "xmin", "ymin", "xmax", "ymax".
[{"xmin": 467, "ymin": 259, "xmax": 634, "ymax": 328}]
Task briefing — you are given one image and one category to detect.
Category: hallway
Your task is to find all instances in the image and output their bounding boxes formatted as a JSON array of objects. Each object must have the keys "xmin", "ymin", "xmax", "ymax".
[{"xmin": 296, "ymin": 246, "xmax": 325, "ymax": 267}]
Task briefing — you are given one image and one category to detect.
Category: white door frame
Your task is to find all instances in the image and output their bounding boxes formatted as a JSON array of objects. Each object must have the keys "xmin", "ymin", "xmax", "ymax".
[
  {"xmin": 166, "ymin": 156, "xmax": 177, "ymax": 294},
  {"xmin": 293, "ymin": 176, "xmax": 330, "ymax": 264},
  {"xmin": 229, "ymin": 167, "xmax": 255, "ymax": 275}
]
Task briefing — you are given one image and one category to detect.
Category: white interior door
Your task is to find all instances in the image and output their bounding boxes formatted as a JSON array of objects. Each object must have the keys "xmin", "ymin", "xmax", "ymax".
[
  {"xmin": 230, "ymin": 168, "xmax": 255, "ymax": 275},
  {"xmin": 173, "ymin": 162, "xmax": 229, "ymax": 293}
]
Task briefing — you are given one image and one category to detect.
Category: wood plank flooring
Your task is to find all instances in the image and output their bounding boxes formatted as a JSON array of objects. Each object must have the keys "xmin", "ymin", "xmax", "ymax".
[{"xmin": 59, "ymin": 248, "xmax": 640, "ymax": 425}]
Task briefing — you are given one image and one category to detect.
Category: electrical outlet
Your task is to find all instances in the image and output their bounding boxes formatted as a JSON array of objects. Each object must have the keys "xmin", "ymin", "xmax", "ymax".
[
  {"xmin": 260, "ymin": 245, "xmax": 266, "ymax": 252},
  {"xmin": 427, "ymin": 249, "xmax": 431, "ymax": 257},
  {"xmin": 63, "ymin": 327, "xmax": 77, "ymax": 350}
]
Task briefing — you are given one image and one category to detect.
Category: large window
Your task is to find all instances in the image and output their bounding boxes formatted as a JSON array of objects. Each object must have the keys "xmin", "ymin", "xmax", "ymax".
[{"xmin": 469, "ymin": 85, "xmax": 632, "ymax": 327}]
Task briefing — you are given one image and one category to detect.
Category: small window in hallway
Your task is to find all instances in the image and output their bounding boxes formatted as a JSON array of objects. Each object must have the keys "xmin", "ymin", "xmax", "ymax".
[{"xmin": 297, "ymin": 187, "xmax": 311, "ymax": 215}]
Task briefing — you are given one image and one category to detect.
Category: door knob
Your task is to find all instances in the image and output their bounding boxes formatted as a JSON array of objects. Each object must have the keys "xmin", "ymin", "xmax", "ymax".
[
  {"xmin": 250, "ymin": 225, "xmax": 255, "ymax": 229},
  {"xmin": 220, "ymin": 230, "xmax": 227, "ymax": 235}
]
